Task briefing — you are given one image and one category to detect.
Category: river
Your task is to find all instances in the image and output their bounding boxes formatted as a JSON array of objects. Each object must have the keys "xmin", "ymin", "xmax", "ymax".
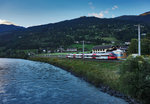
[{"xmin": 0, "ymin": 58, "xmax": 128, "ymax": 104}]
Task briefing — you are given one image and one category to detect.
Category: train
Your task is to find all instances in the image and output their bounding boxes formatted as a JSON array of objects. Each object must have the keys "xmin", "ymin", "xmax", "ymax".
[{"xmin": 66, "ymin": 52, "xmax": 118, "ymax": 60}]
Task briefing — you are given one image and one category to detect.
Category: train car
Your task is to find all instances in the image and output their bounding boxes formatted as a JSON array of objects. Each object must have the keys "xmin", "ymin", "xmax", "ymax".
[
  {"xmin": 91, "ymin": 52, "xmax": 117, "ymax": 60},
  {"xmin": 75, "ymin": 54, "xmax": 83, "ymax": 59},
  {"xmin": 92, "ymin": 53, "xmax": 108, "ymax": 59},
  {"xmin": 112, "ymin": 49, "xmax": 127, "ymax": 59},
  {"xmin": 66, "ymin": 52, "xmax": 117, "ymax": 60},
  {"xmin": 66, "ymin": 54, "xmax": 76, "ymax": 58},
  {"xmin": 108, "ymin": 52, "xmax": 118, "ymax": 60},
  {"xmin": 83, "ymin": 54, "xmax": 93, "ymax": 59},
  {"xmin": 66, "ymin": 54, "xmax": 84, "ymax": 59}
]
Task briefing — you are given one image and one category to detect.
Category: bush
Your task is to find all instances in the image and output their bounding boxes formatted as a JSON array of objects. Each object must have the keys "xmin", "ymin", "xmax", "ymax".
[{"xmin": 120, "ymin": 56, "xmax": 150, "ymax": 104}]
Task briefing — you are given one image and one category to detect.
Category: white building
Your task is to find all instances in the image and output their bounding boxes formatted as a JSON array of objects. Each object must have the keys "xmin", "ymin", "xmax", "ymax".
[{"xmin": 92, "ymin": 45, "xmax": 115, "ymax": 53}]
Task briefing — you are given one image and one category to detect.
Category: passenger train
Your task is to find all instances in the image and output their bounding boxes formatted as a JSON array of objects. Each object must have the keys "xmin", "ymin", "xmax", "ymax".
[{"xmin": 66, "ymin": 52, "xmax": 117, "ymax": 60}]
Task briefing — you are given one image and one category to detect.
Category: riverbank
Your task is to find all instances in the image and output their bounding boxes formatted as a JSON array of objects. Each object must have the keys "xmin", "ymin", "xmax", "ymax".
[{"xmin": 29, "ymin": 57, "xmax": 141, "ymax": 104}]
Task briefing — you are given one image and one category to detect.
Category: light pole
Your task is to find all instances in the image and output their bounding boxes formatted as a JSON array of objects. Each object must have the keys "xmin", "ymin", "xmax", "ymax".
[
  {"xmin": 136, "ymin": 24, "xmax": 146, "ymax": 56},
  {"xmin": 138, "ymin": 24, "xmax": 141, "ymax": 56},
  {"xmin": 82, "ymin": 40, "xmax": 84, "ymax": 59}
]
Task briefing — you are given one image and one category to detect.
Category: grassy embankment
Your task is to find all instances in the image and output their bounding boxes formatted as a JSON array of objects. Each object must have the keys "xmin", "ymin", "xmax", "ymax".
[{"xmin": 29, "ymin": 57, "xmax": 122, "ymax": 91}]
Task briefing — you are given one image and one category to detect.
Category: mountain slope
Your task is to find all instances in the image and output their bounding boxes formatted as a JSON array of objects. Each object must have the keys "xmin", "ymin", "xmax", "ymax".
[
  {"xmin": 140, "ymin": 11, "xmax": 150, "ymax": 16},
  {"xmin": 0, "ymin": 24, "xmax": 25, "ymax": 34},
  {"xmin": 0, "ymin": 17, "xmax": 144, "ymax": 49},
  {"xmin": 116, "ymin": 11, "xmax": 150, "ymax": 23},
  {"xmin": 0, "ymin": 12, "xmax": 150, "ymax": 51}
]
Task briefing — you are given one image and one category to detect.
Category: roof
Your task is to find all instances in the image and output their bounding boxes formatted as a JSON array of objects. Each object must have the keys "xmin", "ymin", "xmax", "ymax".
[
  {"xmin": 120, "ymin": 45, "xmax": 128, "ymax": 48},
  {"xmin": 93, "ymin": 45, "xmax": 113, "ymax": 50},
  {"xmin": 67, "ymin": 48, "xmax": 77, "ymax": 49},
  {"xmin": 119, "ymin": 45, "xmax": 128, "ymax": 50}
]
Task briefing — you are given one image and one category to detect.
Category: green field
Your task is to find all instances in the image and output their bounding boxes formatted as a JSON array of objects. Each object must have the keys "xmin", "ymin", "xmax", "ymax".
[
  {"xmin": 69, "ymin": 44, "xmax": 95, "ymax": 51},
  {"xmin": 102, "ymin": 37, "xmax": 118, "ymax": 42}
]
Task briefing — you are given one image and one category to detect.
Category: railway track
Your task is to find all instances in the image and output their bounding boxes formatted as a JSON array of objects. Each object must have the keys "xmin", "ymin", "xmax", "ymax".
[{"xmin": 33, "ymin": 54, "xmax": 124, "ymax": 62}]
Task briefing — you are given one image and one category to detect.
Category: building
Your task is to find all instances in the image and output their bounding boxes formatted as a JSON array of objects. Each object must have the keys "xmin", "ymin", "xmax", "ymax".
[
  {"xmin": 56, "ymin": 48, "xmax": 65, "ymax": 52},
  {"xmin": 119, "ymin": 45, "xmax": 128, "ymax": 52},
  {"xmin": 92, "ymin": 45, "xmax": 116, "ymax": 53},
  {"xmin": 125, "ymin": 42, "xmax": 131, "ymax": 46},
  {"xmin": 66, "ymin": 48, "xmax": 77, "ymax": 52}
]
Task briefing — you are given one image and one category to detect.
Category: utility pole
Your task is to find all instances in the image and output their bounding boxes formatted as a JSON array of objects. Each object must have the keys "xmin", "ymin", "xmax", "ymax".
[
  {"xmin": 138, "ymin": 24, "xmax": 141, "ymax": 56},
  {"xmin": 135, "ymin": 24, "xmax": 145, "ymax": 56},
  {"xmin": 83, "ymin": 40, "xmax": 84, "ymax": 59}
]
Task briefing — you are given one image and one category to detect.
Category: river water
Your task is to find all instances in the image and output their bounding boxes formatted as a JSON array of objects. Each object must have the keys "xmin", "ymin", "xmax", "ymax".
[{"xmin": 0, "ymin": 58, "xmax": 128, "ymax": 104}]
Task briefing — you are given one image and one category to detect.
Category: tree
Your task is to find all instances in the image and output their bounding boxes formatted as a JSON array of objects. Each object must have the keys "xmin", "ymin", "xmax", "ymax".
[
  {"xmin": 141, "ymin": 39, "xmax": 150, "ymax": 55},
  {"xmin": 128, "ymin": 39, "xmax": 138, "ymax": 54},
  {"xmin": 128, "ymin": 38, "xmax": 150, "ymax": 55},
  {"xmin": 120, "ymin": 56, "xmax": 150, "ymax": 104}
]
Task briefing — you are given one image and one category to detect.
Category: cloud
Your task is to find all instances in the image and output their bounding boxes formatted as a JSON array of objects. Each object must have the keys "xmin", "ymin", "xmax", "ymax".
[
  {"xmin": 0, "ymin": 19, "xmax": 16, "ymax": 25},
  {"xmin": 88, "ymin": 5, "xmax": 118, "ymax": 18},
  {"xmin": 88, "ymin": 2, "xmax": 93, "ymax": 5},
  {"xmin": 88, "ymin": 2, "xmax": 95, "ymax": 10},
  {"xmin": 112, "ymin": 5, "xmax": 118, "ymax": 10},
  {"xmin": 112, "ymin": 15, "xmax": 115, "ymax": 18},
  {"xmin": 88, "ymin": 12, "xmax": 104, "ymax": 18},
  {"xmin": 88, "ymin": 10, "xmax": 109, "ymax": 18},
  {"xmin": 104, "ymin": 10, "xmax": 109, "ymax": 14}
]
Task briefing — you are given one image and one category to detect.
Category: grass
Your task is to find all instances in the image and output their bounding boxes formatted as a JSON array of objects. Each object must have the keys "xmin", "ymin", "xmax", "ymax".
[
  {"xmin": 29, "ymin": 57, "xmax": 122, "ymax": 91},
  {"xmin": 69, "ymin": 44, "xmax": 94, "ymax": 51},
  {"xmin": 37, "ymin": 51, "xmax": 91, "ymax": 56},
  {"xmin": 102, "ymin": 37, "xmax": 118, "ymax": 42},
  {"xmin": 38, "ymin": 53, "xmax": 69, "ymax": 55}
]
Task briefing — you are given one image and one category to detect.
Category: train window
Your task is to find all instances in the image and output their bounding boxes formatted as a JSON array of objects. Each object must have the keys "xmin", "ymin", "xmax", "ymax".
[
  {"xmin": 101, "ymin": 55, "xmax": 109, "ymax": 57},
  {"xmin": 112, "ymin": 53, "xmax": 117, "ymax": 57},
  {"xmin": 92, "ymin": 55, "xmax": 100, "ymax": 57}
]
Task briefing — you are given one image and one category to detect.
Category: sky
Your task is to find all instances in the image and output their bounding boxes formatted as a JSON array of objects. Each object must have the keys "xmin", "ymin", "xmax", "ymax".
[{"xmin": 0, "ymin": 0, "xmax": 150, "ymax": 27}]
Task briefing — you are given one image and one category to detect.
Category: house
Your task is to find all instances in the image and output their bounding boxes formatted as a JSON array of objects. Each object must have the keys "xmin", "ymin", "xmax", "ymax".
[
  {"xmin": 119, "ymin": 45, "xmax": 128, "ymax": 52},
  {"xmin": 43, "ymin": 49, "xmax": 46, "ymax": 53},
  {"xmin": 66, "ymin": 48, "xmax": 77, "ymax": 52},
  {"xmin": 92, "ymin": 45, "xmax": 116, "ymax": 53},
  {"xmin": 125, "ymin": 42, "xmax": 131, "ymax": 46},
  {"xmin": 56, "ymin": 48, "xmax": 65, "ymax": 52},
  {"xmin": 74, "ymin": 41, "xmax": 79, "ymax": 44},
  {"xmin": 47, "ymin": 50, "xmax": 51, "ymax": 53}
]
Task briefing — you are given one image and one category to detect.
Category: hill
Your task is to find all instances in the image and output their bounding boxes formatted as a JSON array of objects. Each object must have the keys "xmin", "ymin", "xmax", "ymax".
[
  {"xmin": 0, "ymin": 11, "xmax": 150, "ymax": 57},
  {"xmin": 140, "ymin": 11, "xmax": 150, "ymax": 16},
  {"xmin": 0, "ymin": 17, "xmax": 140, "ymax": 49},
  {"xmin": 116, "ymin": 11, "xmax": 150, "ymax": 23},
  {"xmin": 0, "ymin": 24, "xmax": 25, "ymax": 34}
]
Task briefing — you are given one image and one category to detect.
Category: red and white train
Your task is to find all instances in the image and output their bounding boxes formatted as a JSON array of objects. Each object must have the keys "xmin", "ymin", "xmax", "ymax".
[{"xmin": 66, "ymin": 52, "xmax": 117, "ymax": 60}]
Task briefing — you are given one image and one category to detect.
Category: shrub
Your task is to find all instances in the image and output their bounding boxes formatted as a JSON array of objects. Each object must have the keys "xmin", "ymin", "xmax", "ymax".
[{"xmin": 120, "ymin": 56, "xmax": 150, "ymax": 104}]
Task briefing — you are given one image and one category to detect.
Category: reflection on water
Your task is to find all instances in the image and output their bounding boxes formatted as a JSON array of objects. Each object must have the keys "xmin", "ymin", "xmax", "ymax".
[{"xmin": 0, "ymin": 58, "xmax": 128, "ymax": 104}]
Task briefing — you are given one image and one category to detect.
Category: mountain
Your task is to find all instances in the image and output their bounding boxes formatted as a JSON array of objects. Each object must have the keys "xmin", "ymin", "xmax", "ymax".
[
  {"xmin": 140, "ymin": 11, "xmax": 150, "ymax": 16},
  {"xmin": 0, "ymin": 11, "xmax": 150, "ymax": 57},
  {"xmin": 0, "ymin": 24, "xmax": 25, "ymax": 34},
  {"xmin": 0, "ymin": 16, "xmax": 147, "ymax": 50},
  {"xmin": 116, "ymin": 11, "xmax": 150, "ymax": 23}
]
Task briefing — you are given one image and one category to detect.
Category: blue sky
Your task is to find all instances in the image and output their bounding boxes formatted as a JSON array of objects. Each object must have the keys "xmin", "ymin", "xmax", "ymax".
[{"xmin": 0, "ymin": 0, "xmax": 150, "ymax": 27}]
